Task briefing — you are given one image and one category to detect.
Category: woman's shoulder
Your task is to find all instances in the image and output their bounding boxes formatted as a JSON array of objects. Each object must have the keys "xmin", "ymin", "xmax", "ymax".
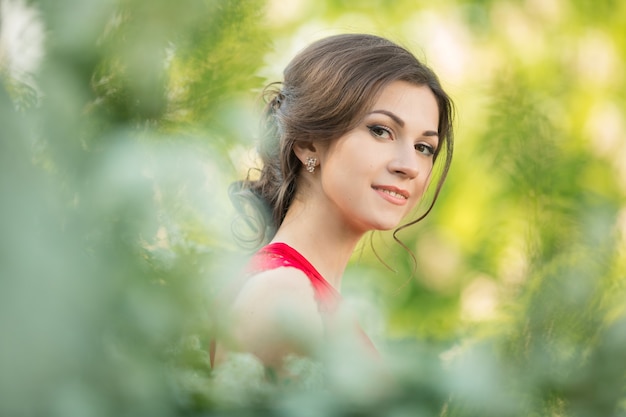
[
  {"xmin": 229, "ymin": 267, "xmax": 324, "ymax": 367},
  {"xmin": 233, "ymin": 266, "xmax": 320, "ymax": 314}
]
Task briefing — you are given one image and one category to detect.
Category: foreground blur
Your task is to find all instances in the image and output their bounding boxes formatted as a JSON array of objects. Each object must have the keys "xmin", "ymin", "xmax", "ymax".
[{"xmin": 1, "ymin": 0, "xmax": 625, "ymax": 416}]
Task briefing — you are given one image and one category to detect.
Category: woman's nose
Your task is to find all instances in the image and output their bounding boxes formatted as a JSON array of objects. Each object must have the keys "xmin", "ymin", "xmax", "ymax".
[{"xmin": 388, "ymin": 145, "xmax": 420, "ymax": 179}]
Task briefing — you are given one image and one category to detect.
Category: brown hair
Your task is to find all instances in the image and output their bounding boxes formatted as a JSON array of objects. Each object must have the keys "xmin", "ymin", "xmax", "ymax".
[{"xmin": 230, "ymin": 33, "xmax": 454, "ymax": 249}]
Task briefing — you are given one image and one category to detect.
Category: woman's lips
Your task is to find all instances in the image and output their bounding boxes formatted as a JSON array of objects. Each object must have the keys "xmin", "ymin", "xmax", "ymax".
[{"xmin": 372, "ymin": 185, "xmax": 409, "ymax": 205}]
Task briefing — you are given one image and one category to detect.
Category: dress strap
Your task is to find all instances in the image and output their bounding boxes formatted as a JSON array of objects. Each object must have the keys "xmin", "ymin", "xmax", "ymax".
[{"xmin": 247, "ymin": 242, "xmax": 340, "ymax": 313}]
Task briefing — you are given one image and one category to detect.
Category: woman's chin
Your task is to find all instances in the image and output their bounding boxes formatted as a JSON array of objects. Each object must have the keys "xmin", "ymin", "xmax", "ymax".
[{"xmin": 371, "ymin": 219, "xmax": 403, "ymax": 232}]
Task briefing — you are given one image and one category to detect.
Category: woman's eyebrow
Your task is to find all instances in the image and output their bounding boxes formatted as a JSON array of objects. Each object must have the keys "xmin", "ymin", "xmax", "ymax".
[
  {"xmin": 370, "ymin": 109, "xmax": 439, "ymax": 137},
  {"xmin": 370, "ymin": 109, "xmax": 405, "ymax": 127}
]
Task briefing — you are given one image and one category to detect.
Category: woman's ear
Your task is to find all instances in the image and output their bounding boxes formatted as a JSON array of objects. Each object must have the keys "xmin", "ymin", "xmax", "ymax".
[
  {"xmin": 293, "ymin": 141, "xmax": 315, "ymax": 163},
  {"xmin": 293, "ymin": 141, "xmax": 322, "ymax": 174}
]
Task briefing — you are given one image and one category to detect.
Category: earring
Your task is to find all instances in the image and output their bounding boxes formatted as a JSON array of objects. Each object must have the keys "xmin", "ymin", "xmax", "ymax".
[{"xmin": 306, "ymin": 157, "xmax": 317, "ymax": 173}]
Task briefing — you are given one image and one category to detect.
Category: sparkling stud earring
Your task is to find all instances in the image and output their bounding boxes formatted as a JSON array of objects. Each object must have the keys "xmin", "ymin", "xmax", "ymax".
[{"xmin": 306, "ymin": 157, "xmax": 317, "ymax": 173}]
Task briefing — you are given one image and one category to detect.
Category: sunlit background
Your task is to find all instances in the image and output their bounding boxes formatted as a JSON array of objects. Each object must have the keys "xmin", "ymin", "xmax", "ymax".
[{"xmin": 1, "ymin": 0, "xmax": 625, "ymax": 415}]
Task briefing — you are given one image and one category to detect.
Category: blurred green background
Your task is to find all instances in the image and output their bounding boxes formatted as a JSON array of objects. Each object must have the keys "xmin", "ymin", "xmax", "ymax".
[{"xmin": 1, "ymin": 0, "xmax": 625, "ymax": 415}]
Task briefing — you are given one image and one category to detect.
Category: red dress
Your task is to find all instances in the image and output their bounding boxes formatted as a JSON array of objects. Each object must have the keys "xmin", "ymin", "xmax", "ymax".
[
  {"xmin": 210, "ymin": 242, "xmax": 377, "ymax": 367},
  {"xmin": 246, "ymin": 242, "xmax": 341, "ymax": 314}
]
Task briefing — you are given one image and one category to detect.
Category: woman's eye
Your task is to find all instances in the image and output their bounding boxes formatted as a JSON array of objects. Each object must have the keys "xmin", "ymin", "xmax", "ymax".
[
  {"xmin": 415, "ymin": 143, "xmax": 435, "ymax": 156},
  {"xmin": 368, "ymin": 125, "xmax": 392, "ymax": 139}
]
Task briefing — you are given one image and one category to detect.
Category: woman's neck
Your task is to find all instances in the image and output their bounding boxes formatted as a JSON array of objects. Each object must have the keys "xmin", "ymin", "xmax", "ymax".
[{"xmin": 270, "ymin": 199, "xmax": 363, "ymax": 290}]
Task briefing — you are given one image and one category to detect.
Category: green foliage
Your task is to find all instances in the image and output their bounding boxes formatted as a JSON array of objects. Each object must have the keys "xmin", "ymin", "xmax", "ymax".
[
  {"xmin": 1, "ymin": 0, "xmax": 625, "ymax": 416},
  {"xmin": 1, "ymin": 0, "xmax": 265, "ymax": 415}
]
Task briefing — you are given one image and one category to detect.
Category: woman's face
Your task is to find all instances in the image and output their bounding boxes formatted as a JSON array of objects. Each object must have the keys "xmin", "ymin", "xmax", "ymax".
[{"xmin": 314, "ymin": 80, "xmax": 440, "ymax": 233}]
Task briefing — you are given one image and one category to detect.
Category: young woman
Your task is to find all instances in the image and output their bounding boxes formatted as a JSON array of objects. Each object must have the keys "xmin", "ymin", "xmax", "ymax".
[{"xmin": 214, "ymin": 33, "xmax": 454, "ymax": 371}]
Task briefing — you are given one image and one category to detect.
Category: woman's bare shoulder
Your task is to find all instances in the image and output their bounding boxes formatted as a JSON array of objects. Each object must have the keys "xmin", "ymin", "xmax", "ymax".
[
  {"xmin": 235, "ymin": 266, "xmax": 317, "ymax": 304},
  {"xmin": 229, "ymin": 267, "xmax": 324, "ymax": 367}
]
